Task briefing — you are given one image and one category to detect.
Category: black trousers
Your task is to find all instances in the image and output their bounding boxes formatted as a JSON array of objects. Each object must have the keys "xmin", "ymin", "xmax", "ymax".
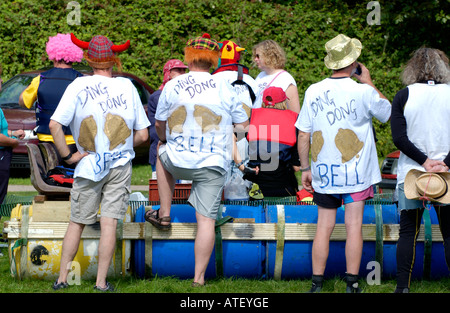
[
  {"xmin": 0, "ymin": 147, "xmax": 12, "ymax": 206},
  {"xmin": 396, "ymin": 206, "xmax": 450, "ymax": 288}
]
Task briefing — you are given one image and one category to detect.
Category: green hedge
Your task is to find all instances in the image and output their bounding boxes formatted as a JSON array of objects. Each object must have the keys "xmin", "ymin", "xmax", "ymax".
[{"xmin": 0, "ymin": 0, "xmax": 448, "ymax": 157}]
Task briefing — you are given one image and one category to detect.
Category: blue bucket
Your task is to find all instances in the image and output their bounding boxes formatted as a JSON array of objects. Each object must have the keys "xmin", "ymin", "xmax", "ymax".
[{"xmin": 134, "ymin": 204, "xmax": 265, "ymax": 279}]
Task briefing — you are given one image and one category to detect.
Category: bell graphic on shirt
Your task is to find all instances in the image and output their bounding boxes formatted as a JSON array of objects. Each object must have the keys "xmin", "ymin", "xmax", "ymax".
[
  {"xmin": 167, "ymin": 105, "xmax": 187, "ymax": 134},
  {"xmin": 104, "ymin": 113, "xmax": 131, "ymax": 150},
  {"xmin": 193, "ymin": 105, "xmax": 222, "ymax": 133},
  {"xmin": 335, "ymin": 128, "xmax": 364, "ymax": 163},
  {"xmin": 78, "ymin": 115, "xmax": 97, "ymax": 152},
  {"xmin": 311, "ymin": 130, "xmax": 324, "ymax": 162}
]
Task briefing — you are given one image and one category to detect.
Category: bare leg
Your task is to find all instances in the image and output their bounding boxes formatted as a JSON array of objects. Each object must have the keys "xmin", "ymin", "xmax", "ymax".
[
  {"xmin": 193, "ymin": 212, "xmax": 216, "ymax": 285},
  {"xmin": 57, "ymin": 221, "xmax": 85, "ymax": 283},
  {"xmin": 156, "ymin": 153, "xmax": 175, "ymax": 225},
  {"xmin": 95, "ymin": 216, "xmax": 117, "ymax": 288},
  {"xmin": 312, "ymin": 206, "xmax": 337, "ymax": 275},
  {"xmin": 344, "ymin": 201, "xmax": 365, "ymax": 275}
]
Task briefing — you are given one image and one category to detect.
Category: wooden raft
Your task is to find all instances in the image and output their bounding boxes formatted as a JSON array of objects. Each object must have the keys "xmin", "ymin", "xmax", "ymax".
[
  {"xmin": 3, "ymin": 201, "xmax": 443, "ymax": 280},
  {"xmin": 4, "ymin": 203, "xmax": 443, "ymax": 242}
]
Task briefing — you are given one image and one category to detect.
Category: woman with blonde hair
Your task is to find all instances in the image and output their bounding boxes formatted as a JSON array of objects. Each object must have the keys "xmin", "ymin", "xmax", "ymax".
[
  {"xmin": 391, "ymin": 47, "xmax": 450, "ymax": 293},
  {"xmin": 252, "ymin": 40, "xmax": 300, "ymax": 113}
]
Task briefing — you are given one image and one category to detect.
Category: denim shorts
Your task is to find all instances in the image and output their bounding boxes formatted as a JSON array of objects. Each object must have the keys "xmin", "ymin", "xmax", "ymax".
[
  {"xmin": 397, "ymin": 183, "xmax": 430, "ymax": 211},
  {"xmin": 70, "ymin": 162, "xmax": 132, "ymax": 224}
]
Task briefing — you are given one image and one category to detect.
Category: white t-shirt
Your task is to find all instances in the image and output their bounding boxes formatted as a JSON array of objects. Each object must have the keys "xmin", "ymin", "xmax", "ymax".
[
  {"xmin": 155, "ymin": 71, "xmax": 248, "ymax": 173},
  {"xmin": 254, "ymin": 70, "xmax": 297, "ymax": 108},
  {"xmin": 213, "ymin": 70, "xmax": 257, "ymax": 109},
  {"xmin": 51, "ymin": 75, "xmax": 150, "ymax": 181},
  {"xmin": 296, "ymin": 77, "xmax": 391, "ymax": 194},
  {"xmin": 396, "ymin": 83, "xmax": 450, "ymax": 185}
]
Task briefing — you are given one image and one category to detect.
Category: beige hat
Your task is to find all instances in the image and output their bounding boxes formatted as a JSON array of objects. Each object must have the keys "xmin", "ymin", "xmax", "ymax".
[
  {"xmin": 404, "ymin": 169, "xmax": 450, "ymax": 204},
  {"xmin": 324, "ymin": 34, "xmax": 362, "ymax": 70}
]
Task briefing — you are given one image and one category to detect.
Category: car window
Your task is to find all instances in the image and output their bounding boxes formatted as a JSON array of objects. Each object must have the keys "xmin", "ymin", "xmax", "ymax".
[
  {"xmin": 0, "ymin": 74, "xmax": 37, "ymax": 109},
  {"xmin": 119, "ymin": 76, "xmax": 149, "ymax": 105}
]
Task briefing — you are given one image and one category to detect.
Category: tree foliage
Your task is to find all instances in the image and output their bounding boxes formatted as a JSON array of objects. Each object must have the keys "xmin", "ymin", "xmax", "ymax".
[{"xmin": 0, "ymin": 0, "xmax": 448, "ymax": 156}]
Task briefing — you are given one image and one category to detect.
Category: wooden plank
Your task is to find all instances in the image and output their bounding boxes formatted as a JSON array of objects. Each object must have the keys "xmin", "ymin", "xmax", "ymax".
[
  {"xmin": 3, "ymin": 221, "xmax": 444, "ymax": 242},
  {"xmin": 31, "ymin": 201, "xmax": 71, "ymax": 222},
  {"xmin": 19, "ymin": 206, "xmax": 30, "ymax": 280}
]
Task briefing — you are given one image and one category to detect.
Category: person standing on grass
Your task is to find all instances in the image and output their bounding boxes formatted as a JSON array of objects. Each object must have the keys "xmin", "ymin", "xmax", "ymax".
[
  {"xmin": 49, "ymin": 33, "xmax": 150, "ymax": 292},
  {"xmin": 296, "ymin": 34, "xmax": 391, "ymax": 293},
  {"xmin": 145, "ymin": 33, "xmax": 248, "ymax": 286},
  {"xmin": 0, "ymin": 73, "xmax": 25, "ymax": 211},
  {"xmin": 391, "ymin": 47, "xmax": 450, "ymax": 293}
]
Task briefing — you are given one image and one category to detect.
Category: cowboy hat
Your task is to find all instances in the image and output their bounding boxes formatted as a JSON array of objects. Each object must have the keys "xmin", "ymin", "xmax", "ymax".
[
  {"xmin": 404, "ymin": 169, "xmax": 450, "ymax": 204},
  {"xmin": 324, "ymin": 34, "xmax": 362, "ymax": 70}
]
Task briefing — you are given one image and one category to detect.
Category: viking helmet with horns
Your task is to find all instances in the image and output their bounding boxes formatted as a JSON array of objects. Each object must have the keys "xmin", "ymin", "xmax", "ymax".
[{"xmin": 71, "ymin": 33, "xmax": 130, "ymax": 70}]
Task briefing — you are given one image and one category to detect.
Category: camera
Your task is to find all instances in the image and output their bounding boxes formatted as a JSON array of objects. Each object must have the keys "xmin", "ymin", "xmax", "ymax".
[{"xmin": 355, "ymin": 63, "xmax": 362, "ymax": 75}]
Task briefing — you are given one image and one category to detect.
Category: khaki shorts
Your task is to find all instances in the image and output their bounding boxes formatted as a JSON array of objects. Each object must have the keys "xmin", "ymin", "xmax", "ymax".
[
  {"xmin": 159, "ymin": 151, "xmax": 225, "ymax": 219},
  {"xmin": 70, "ymin": 162, "xmax": 132, "ymax": 224}
]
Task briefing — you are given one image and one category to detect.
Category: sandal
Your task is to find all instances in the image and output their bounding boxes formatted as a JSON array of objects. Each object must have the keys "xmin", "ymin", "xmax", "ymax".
[
  {"xmin": 249, "ymin": 183, "xmax": 264, "ymax": 200},
  {"xmin": 145, "ymin": 209, "xmax": 172, "ymax": 230},
  {"xmin": 94, "ymin": 281, "xmax": 115, "ymax": 292}
]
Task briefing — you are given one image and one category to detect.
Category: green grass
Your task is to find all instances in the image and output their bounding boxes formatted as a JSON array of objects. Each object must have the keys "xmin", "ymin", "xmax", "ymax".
[{"xmin": 0, "ymin": 246, "xmax": 448, "ymax": 294}]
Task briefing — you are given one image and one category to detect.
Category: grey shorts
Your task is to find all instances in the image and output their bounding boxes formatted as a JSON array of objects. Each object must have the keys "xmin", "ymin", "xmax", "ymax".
[
  {"xmin": 70, "ymin": 162, "xmax": 132, "ymax": 224},
  {"xmin": 159, "ymin": 151, "xmax": 225, "ymax": 219}
]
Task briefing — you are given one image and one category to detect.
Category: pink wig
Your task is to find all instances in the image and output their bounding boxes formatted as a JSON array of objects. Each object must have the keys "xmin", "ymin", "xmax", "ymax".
[{"xmin": 46, "ymin": 33, "xmax": 83, "ymax": 63}]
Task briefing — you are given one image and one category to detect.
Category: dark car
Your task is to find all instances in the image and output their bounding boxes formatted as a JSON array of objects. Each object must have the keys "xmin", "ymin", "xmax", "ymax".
[
  {"xmin": 378, "ymin": 150, "xmax": 400, "ymax": 193},
  {"xmin": 0, "ymin": 68, "xmax": 154, "ymax": 169}
]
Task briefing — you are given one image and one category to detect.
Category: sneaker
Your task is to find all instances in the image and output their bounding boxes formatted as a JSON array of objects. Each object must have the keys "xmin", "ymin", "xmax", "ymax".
[
  {"xmin": 308, "ymin": 283, "xmax": 322, "ymax": 293},
  {"xmin": 346, "ymin": 282, "xmax": 362, "ymax": 293},
  {"xmin": 394, "ymin": 287, "xmax": 409, "ymax": 293},
  {"xmin": 308, "ymin": 275, "xmax": 323, "ymax": 293},
  {"xmin": 52, "ymin": 279, "xmax": 69, "ymax": 290},
  {"xmin": 94, "ymin": 281, "xmax": 115, "ymax": 292},
  {"xmin": 345, "ymin": 274, "xmax": 362, "ymax": 293}
]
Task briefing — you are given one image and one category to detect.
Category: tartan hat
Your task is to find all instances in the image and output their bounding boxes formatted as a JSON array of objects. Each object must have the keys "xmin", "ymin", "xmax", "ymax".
[
  {"xmin": 70, "ymin": 33, "xmax": 130, "ymax": 69},
  {"xmin": 184, "ymin": 33, "xmax": 220, "ymax": 68},
  {"xmin": 186, "ymin": 33, "xmax": 220, "ymax": 51}
]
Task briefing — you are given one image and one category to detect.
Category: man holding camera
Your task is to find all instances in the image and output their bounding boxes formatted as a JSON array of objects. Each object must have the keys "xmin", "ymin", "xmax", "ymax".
[{"xmin": 296, "ymin": 34, "xmax": 391, "ymax": 292}]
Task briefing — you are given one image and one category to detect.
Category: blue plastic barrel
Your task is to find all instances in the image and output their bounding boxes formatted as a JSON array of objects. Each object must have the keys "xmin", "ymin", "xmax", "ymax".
[
  {"xmin": 134, "ymin": 203, "xmax": 449, "ymax": 280},
  {"xmin": 266, "ymin": 204, "xmax": 399, "ymax": 279},
  {"xmin": 134, "ymin": 204, "xmax": 265, "ymax": 279}
]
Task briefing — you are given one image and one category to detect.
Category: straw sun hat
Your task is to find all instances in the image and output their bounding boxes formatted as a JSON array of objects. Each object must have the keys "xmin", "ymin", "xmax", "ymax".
[
  {"xmin": 404, "ymin": 169, "xmax": 450, "ymax": 204},
  {"xmin": 324, "ymin": 34, "xmax": 362, "ymax": 70}
]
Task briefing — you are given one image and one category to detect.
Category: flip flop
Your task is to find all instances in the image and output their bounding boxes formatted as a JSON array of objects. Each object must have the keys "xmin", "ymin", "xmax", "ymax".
[
  {"xmin": 249, "ymin": 183, "xmax": 264, "ymax": 200},
  {"xmin": 144, "ymin": 209, "xmax": 172, "ymax": 230}
]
